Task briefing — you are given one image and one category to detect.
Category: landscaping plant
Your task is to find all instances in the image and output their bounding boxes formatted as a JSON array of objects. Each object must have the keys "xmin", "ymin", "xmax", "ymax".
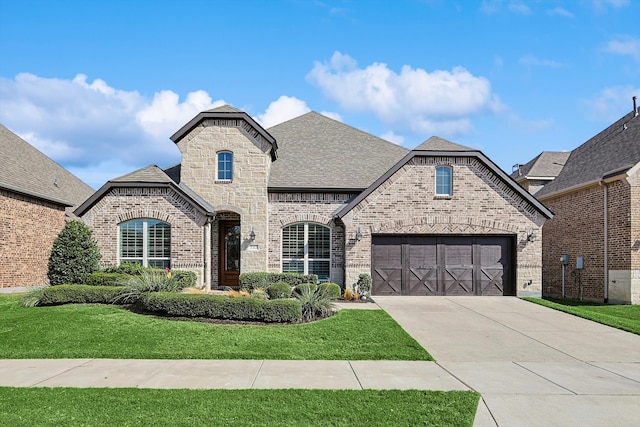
[
  {"xmin": 47, "ymin": 220, "xmax": 101, "ymax": 286},
  {"xmin": 295, "ymin": 284, "xmax": 335, "ymax": 322},
  {"xmin": 112, "ymin": 270, "xmax": 183, "ymax": 304}
]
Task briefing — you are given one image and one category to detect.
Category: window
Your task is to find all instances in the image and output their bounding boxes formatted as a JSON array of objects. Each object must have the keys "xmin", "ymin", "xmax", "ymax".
[
  {"xmin": 282, "ymin": 223, "xmax": 330, "ymax": 281},
  {"xmin": 217, "ymin": 151, "xmax": 233, "ymax": 181},
  {"xmin": 435, "ymin": 165, "xmax": 452, "ymax": 196},
  {"xmin": 120, "ymin": 219, "xmax": 171, "ymax": 268}
]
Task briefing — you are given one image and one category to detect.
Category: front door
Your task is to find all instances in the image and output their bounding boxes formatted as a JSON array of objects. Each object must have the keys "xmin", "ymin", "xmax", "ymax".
[{"xmin": 219, "ymin": 221, "xmax": 240, "ymax": 287}]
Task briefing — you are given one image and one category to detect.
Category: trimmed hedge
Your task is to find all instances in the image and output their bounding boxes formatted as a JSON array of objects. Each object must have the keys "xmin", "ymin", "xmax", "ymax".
[
  {"xmin": 240, "ymin": 272, "xmax": 318, "ymax": 292},
  {"xmin": 102, "ymin": 262, "xmax": 146, "ymax": 275},
  {"xmin": 171, "ymin": 270, "xmax": 197, "ymax": 288},
  {"xmin": 87, "ymin": 272, "xmax": 131, "ymax": 286},
  {"xmin": 138, "ymin": 292, "xmax": 302, "ymax": 323},
  {"xmin": 267, "ymin": 282, "xmax": 292, "ymax": 299},
  {"xmin": 318, "ymin": 282, "xmax": 342, "ymax": 300},
  {"xmin": 36, "ymin": 284, "xmax": 124, "ymax": 306}
]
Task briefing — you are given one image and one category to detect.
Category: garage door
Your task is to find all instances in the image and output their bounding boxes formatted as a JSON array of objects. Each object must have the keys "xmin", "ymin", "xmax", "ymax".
[{"xmin": 372, "ymin": 235, "xmax": 514, "ymax": 296}]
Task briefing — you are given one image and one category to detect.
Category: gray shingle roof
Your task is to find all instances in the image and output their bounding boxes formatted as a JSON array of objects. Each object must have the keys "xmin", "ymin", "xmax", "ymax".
[
  {"xmin": 415, "ymin": 136, "xmax": 473, "ymax": 151},
  {"xmin": 510, "ymin": 151, "xmax": 570, "ymax": 180},
  {"xmin": 111, "ymin": 165, "xmax": 174, "ymax": 183},
  {"xmin": 0, "ymin": 124, "xmax": 94, "ymax": 207},
  {"xmin": 267, "ymin": 112, "xmax": 409, "ymax": 190},
  {"xmin": 205, "ymin": 105, "xmax": 243, "ymax": 113},
  {"xmin": 536, "ymin": 110, "xmax": 640, "ymax": 198}
]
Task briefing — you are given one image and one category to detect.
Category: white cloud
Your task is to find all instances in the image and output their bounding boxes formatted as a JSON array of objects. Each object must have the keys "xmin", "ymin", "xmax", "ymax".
[
  {"xmin": 508, "ymin": 2, "xmax": 531, "ymax": 15},
  {"xmin": 581, "ymin": 86, "xmax": 640, "ymax": 121},
  {"xmin": 519, "ymin": 54, "xmax": 564, "ymax": 68},
  {"xmin": 547, "ymin": 7, "xmax": 574, "ymax": 18},
  {"xmin": 380, "ymin": 130, "xmax": 405, "ymax": 145},
  {"xmin": 319, "ymin": 111, "xmax": 342, "ymax": 122},
  {"xmin": 592, "ymin": 0, "xmax": 630, "ymax": 10},
  {"xmin": 603, "ymin": 36, "xmax": 640, "ymax": 62},
  {"xmin": 256, "ymin": 96, "xmax": 311, "ymax": 128},
  {"xmin": 480, "ymin": 0, "xmax": 532, "ymax": 15},
  {"xmin": 307, "ymin": 51, "xmax": 502, "ymax": 137}
]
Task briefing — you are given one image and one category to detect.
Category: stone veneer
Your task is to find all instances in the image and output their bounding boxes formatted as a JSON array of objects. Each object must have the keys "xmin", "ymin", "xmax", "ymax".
[
  {"xmin": 0, "ymin": 190, "xmax": 67, "ymax": 288},
  {"xmin": 177, "ymin": 120, "xmax": 271, "ymax": 278},
  {"xmin": 340, "ymin": 156, "xmax": 545, "ymax": 295},
  {"xmin": 80, "ymin": 187, "xmax": 206, "ymax": 286}
]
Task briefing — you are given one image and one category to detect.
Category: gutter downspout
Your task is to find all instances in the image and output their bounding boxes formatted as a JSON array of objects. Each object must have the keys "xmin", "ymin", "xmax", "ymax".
[
  {"xmin": 204, "ymin": 218, "xmax": 213, "ymax": 292},
  {"xmin": 601, "ymin": 181, "xmax": 609, "ymax": 303}
]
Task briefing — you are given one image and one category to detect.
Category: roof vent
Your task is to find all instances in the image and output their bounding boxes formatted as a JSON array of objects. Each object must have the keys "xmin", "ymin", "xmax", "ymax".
[{"xmin": 634, "ymin": 96, "xmax": 638, "ymax": 117}]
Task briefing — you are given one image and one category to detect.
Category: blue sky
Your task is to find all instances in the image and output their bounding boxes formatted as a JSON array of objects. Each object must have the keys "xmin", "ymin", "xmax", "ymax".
[{"xmin": 1, "ymin": 0, "xmax": 638, "ymax": 189}]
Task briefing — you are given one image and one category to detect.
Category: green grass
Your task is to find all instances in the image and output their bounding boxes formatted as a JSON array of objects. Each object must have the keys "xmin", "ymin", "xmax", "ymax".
[
  {"xmin": 0, "ymin": 387, "xmax": 480, "ymax": 427},
  {"xmin": 523, "ymin": 297, "xmax": 640, "ymax": 335},
  {"xmin": 0, "ymin": 294, "xmax": 431, "ymax": 360}
]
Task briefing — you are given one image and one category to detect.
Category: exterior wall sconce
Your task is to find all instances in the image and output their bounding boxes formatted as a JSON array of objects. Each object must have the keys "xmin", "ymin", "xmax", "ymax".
[
  {"xmin": 249, "ymin": 227, "xmax": 256, "ymax": 241},
  {"xmin": 355, "ymin": 228, "xmax": 363, "ymax": 242},
  {"xmin": 527, "ymin": 229, "xmax": 537, "ymax": 242}
]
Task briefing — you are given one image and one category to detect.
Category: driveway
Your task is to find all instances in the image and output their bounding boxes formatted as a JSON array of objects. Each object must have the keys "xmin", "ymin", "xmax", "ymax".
[{"xmin": 374, "ymin": 296, "xmax": 640, "ymax": 427}]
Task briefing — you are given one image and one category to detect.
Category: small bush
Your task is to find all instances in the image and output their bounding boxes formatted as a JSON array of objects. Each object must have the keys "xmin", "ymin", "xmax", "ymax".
[
  {"xmin": 240, "ymin": 272, "xmax": 318, "ymax": 292},
  {"xmin": 35, "ymin": 284, "xmax": 124, "ymax": 306},
  {"xmin": 47, "ymin": 220, "xmax": 101, "ymax": 286},
  {"xmin": 295, "ymin": 285, "xmax": 335, "ymax": 322},
  {"xmin": 318, "ymin": 282, "xmax": 342, "ymax": 300},
  {"xmin": 171, "ymin": 270, "xmax": 197, "ymax": 288},
  {"xmin": 102, "ymin": 262, "xmax": 146, "ymax": 275},
  {"xmin": 251, "ymin": 287, "xmax": 269, "ymax": 301},
  {"xmin": 87, "ymin": 272, "xmax": 132, "ymax": 286},
  {"xmin": 294, "ymin": 283, "xmax": 317, "ymax": 295},
  {"xmin": 343, "ymin": 288, "xmax": 354, "ymax": 301},
  {"xmin": 113, "ymin": 271, "xmax": 184, "ymax": 304},
  {"xmin": 138, "ymin": 292, "xmax": 302, "ymax": 323},
  {"xmin": 355, "ymin": 273, "xmax": 372, "ymax": 296},
  {"xmin": 267, "ymin": 282, "xmax": 292, "ymax": 299}
]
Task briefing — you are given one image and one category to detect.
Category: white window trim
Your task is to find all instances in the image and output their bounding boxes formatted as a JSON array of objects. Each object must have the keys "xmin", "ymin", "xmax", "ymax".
[
  {"xmin": 119, "ymin": 219, "xmax": 171, "ymax": 268},
  {"xmin": 281, "ymin": 222, "xmax": 331, "ymax": 281},
  {"xmin": 435, "ymin": 165, "xmax": 453, "ymax": 196},
  {"xmin": 216, "ymin": 151, "xmax": 233, "ymax": 182}
]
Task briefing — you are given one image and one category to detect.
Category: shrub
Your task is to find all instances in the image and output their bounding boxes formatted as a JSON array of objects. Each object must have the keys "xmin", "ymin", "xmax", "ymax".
[
  {"xmin": 87, "ymin": 272, "xmax": 131, "ymax": 286},
  {"xmin": 171, "ymin": 270, "xmax": 197, "ymax": 288},
  {"xmin": 138, "ymin": 292, "xmax": 302, "ymax": 323},
  {"xmin": 267, "ymin": 282, "xmax": 292, "ymax": 299},
  {"xmin": 294, "ymin": 283, "xmax": 317, "ymax": 295},
  {"xmin": 251, "ymin": 287, "xmax": 269, "ymax": 301},
  {"xmin": 318, "ymin": 282, "xmax": 341, "ymax": 300},
  {"xmin": 102, "ymin": 262, "xmax": 146, "ymax": 275},
  {"xmin": 355, "ymin": 273, "xmax": 372, "ymax": 296},
  {"xmin": 34, "ymin": 284, "xmax": 124, "ymax": 306},
  {"xmin": 240, "ymin": 272, "xmax": 318, "ymax": 292},
  {"xmin": 112, "ymin": 271, "xmax": 184, "ymax": 304},
  {"xmin": 295, "ymin": 285, "xmax": 335, "ymax": 322},
  {"xmin": 47, "ymin": 220, "xmax": 101, "ymax": 286},
  {"xmin": 343, "ymin": 288, "xmax": 354, "ymax": 301}
]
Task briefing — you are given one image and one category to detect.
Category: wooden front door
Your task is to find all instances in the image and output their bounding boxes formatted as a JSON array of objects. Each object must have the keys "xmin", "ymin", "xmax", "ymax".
[{"xmin": 219, "ymin": 221, "xmax": 240, "ymax": 287}]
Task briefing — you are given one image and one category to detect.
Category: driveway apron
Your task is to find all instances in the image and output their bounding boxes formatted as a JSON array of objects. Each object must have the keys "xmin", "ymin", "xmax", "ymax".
[{"xmin": 374, "ymin": 296, "xmax": 640, "ymax": 427}]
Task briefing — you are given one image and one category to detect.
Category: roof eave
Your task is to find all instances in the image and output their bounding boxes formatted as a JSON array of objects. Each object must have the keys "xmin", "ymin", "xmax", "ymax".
[
  {"xmin": 0, "ymin": 181, "xmax": 74, "ymax": 207},
  {"xmin": 268, "ymin": 186, "xmax": 364, "ymax": 194}
]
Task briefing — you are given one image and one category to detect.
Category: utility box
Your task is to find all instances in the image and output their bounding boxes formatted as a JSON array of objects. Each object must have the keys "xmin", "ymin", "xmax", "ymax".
[
  {"xmin": 561, "ymin": 254, "xmax": 569, "ymax": 265},
  {"xmin": 576, "ymin": 256, "xmax": 584, "ymax": 269}
]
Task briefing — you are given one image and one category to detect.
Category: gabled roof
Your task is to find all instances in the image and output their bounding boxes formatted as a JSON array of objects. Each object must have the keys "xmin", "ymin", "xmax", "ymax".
[
  {"xmin": 415, "ymin": 136, "xmax": 473, "ymax": 151},
  {"xmin": 536, "ymin": 109, "xmax": 640, "ymax": 199},
  {"xmin": 336, "ymin": 145, "xmax": 553, "ymax": 219},
  {"xmin": 170, "ymin": 104, "xmax": 278, "ymax": 161},
  {"xmin": 74, "ymin": 165, "xmax": 215, "ymax": 217},
  {"xmin": 0, "ymin": 124, "xmax": 94, "ymax": 207},
  {"xmin": 511, "ymin": 151, "xmax": 570, "ymax": 181},
  {"xmin": 267, "ymin": 112, "xmax": 409, "ymax": 191}
]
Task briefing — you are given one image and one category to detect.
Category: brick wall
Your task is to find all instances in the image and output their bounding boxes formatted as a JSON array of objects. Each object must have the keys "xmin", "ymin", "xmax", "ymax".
[
  {"xmin": 340, "ymin": 156, "xmax": 546, "ymax": 294},
  {"xmin": 80, "ymin": 187, "xmax": 206, "ymax": 285},
  {"xmin": 0, "ymin": 190, "xmax": 66, "ymax": 288},
  {"xmin": 268, "ymin": 192, "xmax": 353, "ymax": 285}
]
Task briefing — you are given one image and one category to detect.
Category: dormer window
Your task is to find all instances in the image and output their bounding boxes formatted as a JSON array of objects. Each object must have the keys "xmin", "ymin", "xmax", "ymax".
[
  {"xmin": 217, "ymin": 151, "xmax": 233, "ymax": 181},
  {"xmin": 435, "ymin": 165, "xmax": 452, "ymax": 196}
]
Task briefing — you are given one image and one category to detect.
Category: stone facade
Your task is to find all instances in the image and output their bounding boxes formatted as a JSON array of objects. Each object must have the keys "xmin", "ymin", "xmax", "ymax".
[
  {"xmin": 177, "ymin": 120, "xmax": 272, "ymax": 275},
  {"xmin": 80, "ymin": 187, "xmax": 207, "ymax": 285},
  {"xmin": 340, "ymin": 156, "xmax": 545, "ymax": 295},
  {"xmin": 0, "ymin": 190, "xmax": 66, "ymax": 288}
]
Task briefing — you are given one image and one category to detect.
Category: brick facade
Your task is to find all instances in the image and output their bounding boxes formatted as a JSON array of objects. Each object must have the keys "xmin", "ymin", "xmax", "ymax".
[
  {"xmin": 0, "ymin": 190, "xmax": 66, "ymax": 288},
  {"xmin": 340, "ymin": 156, "xmax": 545, "ymax": 295}
]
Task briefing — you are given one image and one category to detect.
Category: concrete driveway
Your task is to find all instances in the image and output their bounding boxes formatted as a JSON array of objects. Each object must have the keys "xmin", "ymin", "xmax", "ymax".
[{"xmin": 374, "ymin": 296, "xmax": 640, "ymax": 427}]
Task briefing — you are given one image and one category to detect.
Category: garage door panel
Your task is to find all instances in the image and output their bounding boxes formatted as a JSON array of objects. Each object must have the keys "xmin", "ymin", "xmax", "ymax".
[
  {"xmin": 408, "ymin": 267, "xmax": 438, "ymax": 295},
  {"xmin": 373, "ymin": 267, "xmax": 402, "ymax": 295},
  {"xmin": 443, "ymin": 266, "xmax": 475, "ymax": 295}
]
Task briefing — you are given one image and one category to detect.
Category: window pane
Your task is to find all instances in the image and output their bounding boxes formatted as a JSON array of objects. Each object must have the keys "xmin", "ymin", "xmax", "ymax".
[
  {"xmin": 148, "ymin": 259, "xmax": 170, "ymax": 269},
  {"xmin": 224, "ymin": 224, "xmax": 240, "ymax": 271},
  {"xmin": 120, "ymin": 220, "xmax": 143, "ymax": 258},
  {"xmin": 148, "ymin": 220, "xmax": 171, "ymax": 258},
  {"xmin": 217, "ymin": 152, "xmax": 233, "ymax": 180},
  {"xmin": 283, "ymin": 260, "xmax": 304, "ymax": 274},
  {"xmin": 308, "ymin": 224, "xmax": 330, "ymax": 259},
  {"xmin": 436, "ymin": 166, "xmax": 452, "ymax": 195},
  {"xmin": 282, "ymin": 224, "xmax": 304, "ymax": 258},
  {"xmin": 309, "ymin": 260, "xmax": 330, "ymax": 281}
]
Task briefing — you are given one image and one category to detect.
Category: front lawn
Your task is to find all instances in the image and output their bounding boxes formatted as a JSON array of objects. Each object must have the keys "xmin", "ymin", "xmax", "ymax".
[
  {"xmin": 0, "ymin": 294, "xmax": 431, "ymax": 360},
  {"xmin": 0, "ymin": 387, "xmax": 480, "ymax": 427},
  {"xmin": 523, "ymin": 297, "xmax": 640, "ymax": 335}
]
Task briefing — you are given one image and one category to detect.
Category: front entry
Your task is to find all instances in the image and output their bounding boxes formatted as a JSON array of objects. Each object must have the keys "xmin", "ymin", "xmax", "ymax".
[{"xmin": 219, "ymin": 221, "xmax": 240, "ymax": 287}]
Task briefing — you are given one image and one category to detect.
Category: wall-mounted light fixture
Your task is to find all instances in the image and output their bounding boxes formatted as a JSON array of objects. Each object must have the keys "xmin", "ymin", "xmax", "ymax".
[
  {"xmin": 355, "ymin": 228, "xmax": 363, "ymax": 242},
  {"xmin": 249, "ymin": 227, "xmax": 256, "ymax": 241},
  {"xmin": 527, "ymin": 229, "xmax": 537, "ymax": 242}
]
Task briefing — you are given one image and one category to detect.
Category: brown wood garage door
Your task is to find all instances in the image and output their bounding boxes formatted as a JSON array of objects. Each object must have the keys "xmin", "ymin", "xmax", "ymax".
[{"xmin": 372, "ymin": 235, "xmax": 514, "ymax": 296}]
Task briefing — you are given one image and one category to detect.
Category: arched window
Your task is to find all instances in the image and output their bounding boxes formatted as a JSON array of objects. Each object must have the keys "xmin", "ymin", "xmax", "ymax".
[
  {"xmin": 282, "ymin": 223, "xmax": 331, "ymax": 281},
  {"xmin": 120, "ymin": 219, "xmax": 171, "ymax": 268},
  {"xmin": 217, "ymin": 151, "xmax": 233, "ymax": 181},
  {"xmin": 435, "ymin": 165, "xmax": 452, "ymax": 196}
]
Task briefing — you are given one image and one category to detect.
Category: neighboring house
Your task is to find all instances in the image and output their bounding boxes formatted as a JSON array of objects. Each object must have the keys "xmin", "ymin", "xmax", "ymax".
[
  {"xmin": 511, "ymin": 151, "xmax": 570, "ymax": 194},
  {"xmin": 0, "ymin": 125, "xmax": 95, "ymax": 288},
  {"xmin": 75, "ymin": 106, "xmax": 552, "ymax": 297},
  {"xmin": 518, "ymin": 105, "xmax": 640, "ymax": 304}
]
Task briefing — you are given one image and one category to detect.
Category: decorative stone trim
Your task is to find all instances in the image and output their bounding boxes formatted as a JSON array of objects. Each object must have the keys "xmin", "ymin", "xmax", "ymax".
[
  {"xmin": 370, "ymin": 215, "xmax": 520, "ymax": 234},
  {"xmin": 116, "ymin": 209, "xmax": 174, "ymax": 225},
  {"xmin": 277, "ymin": 213, "xmax": 334, "ymax": 227}
]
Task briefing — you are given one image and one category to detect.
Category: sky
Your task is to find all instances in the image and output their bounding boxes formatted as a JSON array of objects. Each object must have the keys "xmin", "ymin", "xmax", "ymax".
[{"xmin": 1, "ymin": 0, "xmax": 639, "ymax": 189}]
